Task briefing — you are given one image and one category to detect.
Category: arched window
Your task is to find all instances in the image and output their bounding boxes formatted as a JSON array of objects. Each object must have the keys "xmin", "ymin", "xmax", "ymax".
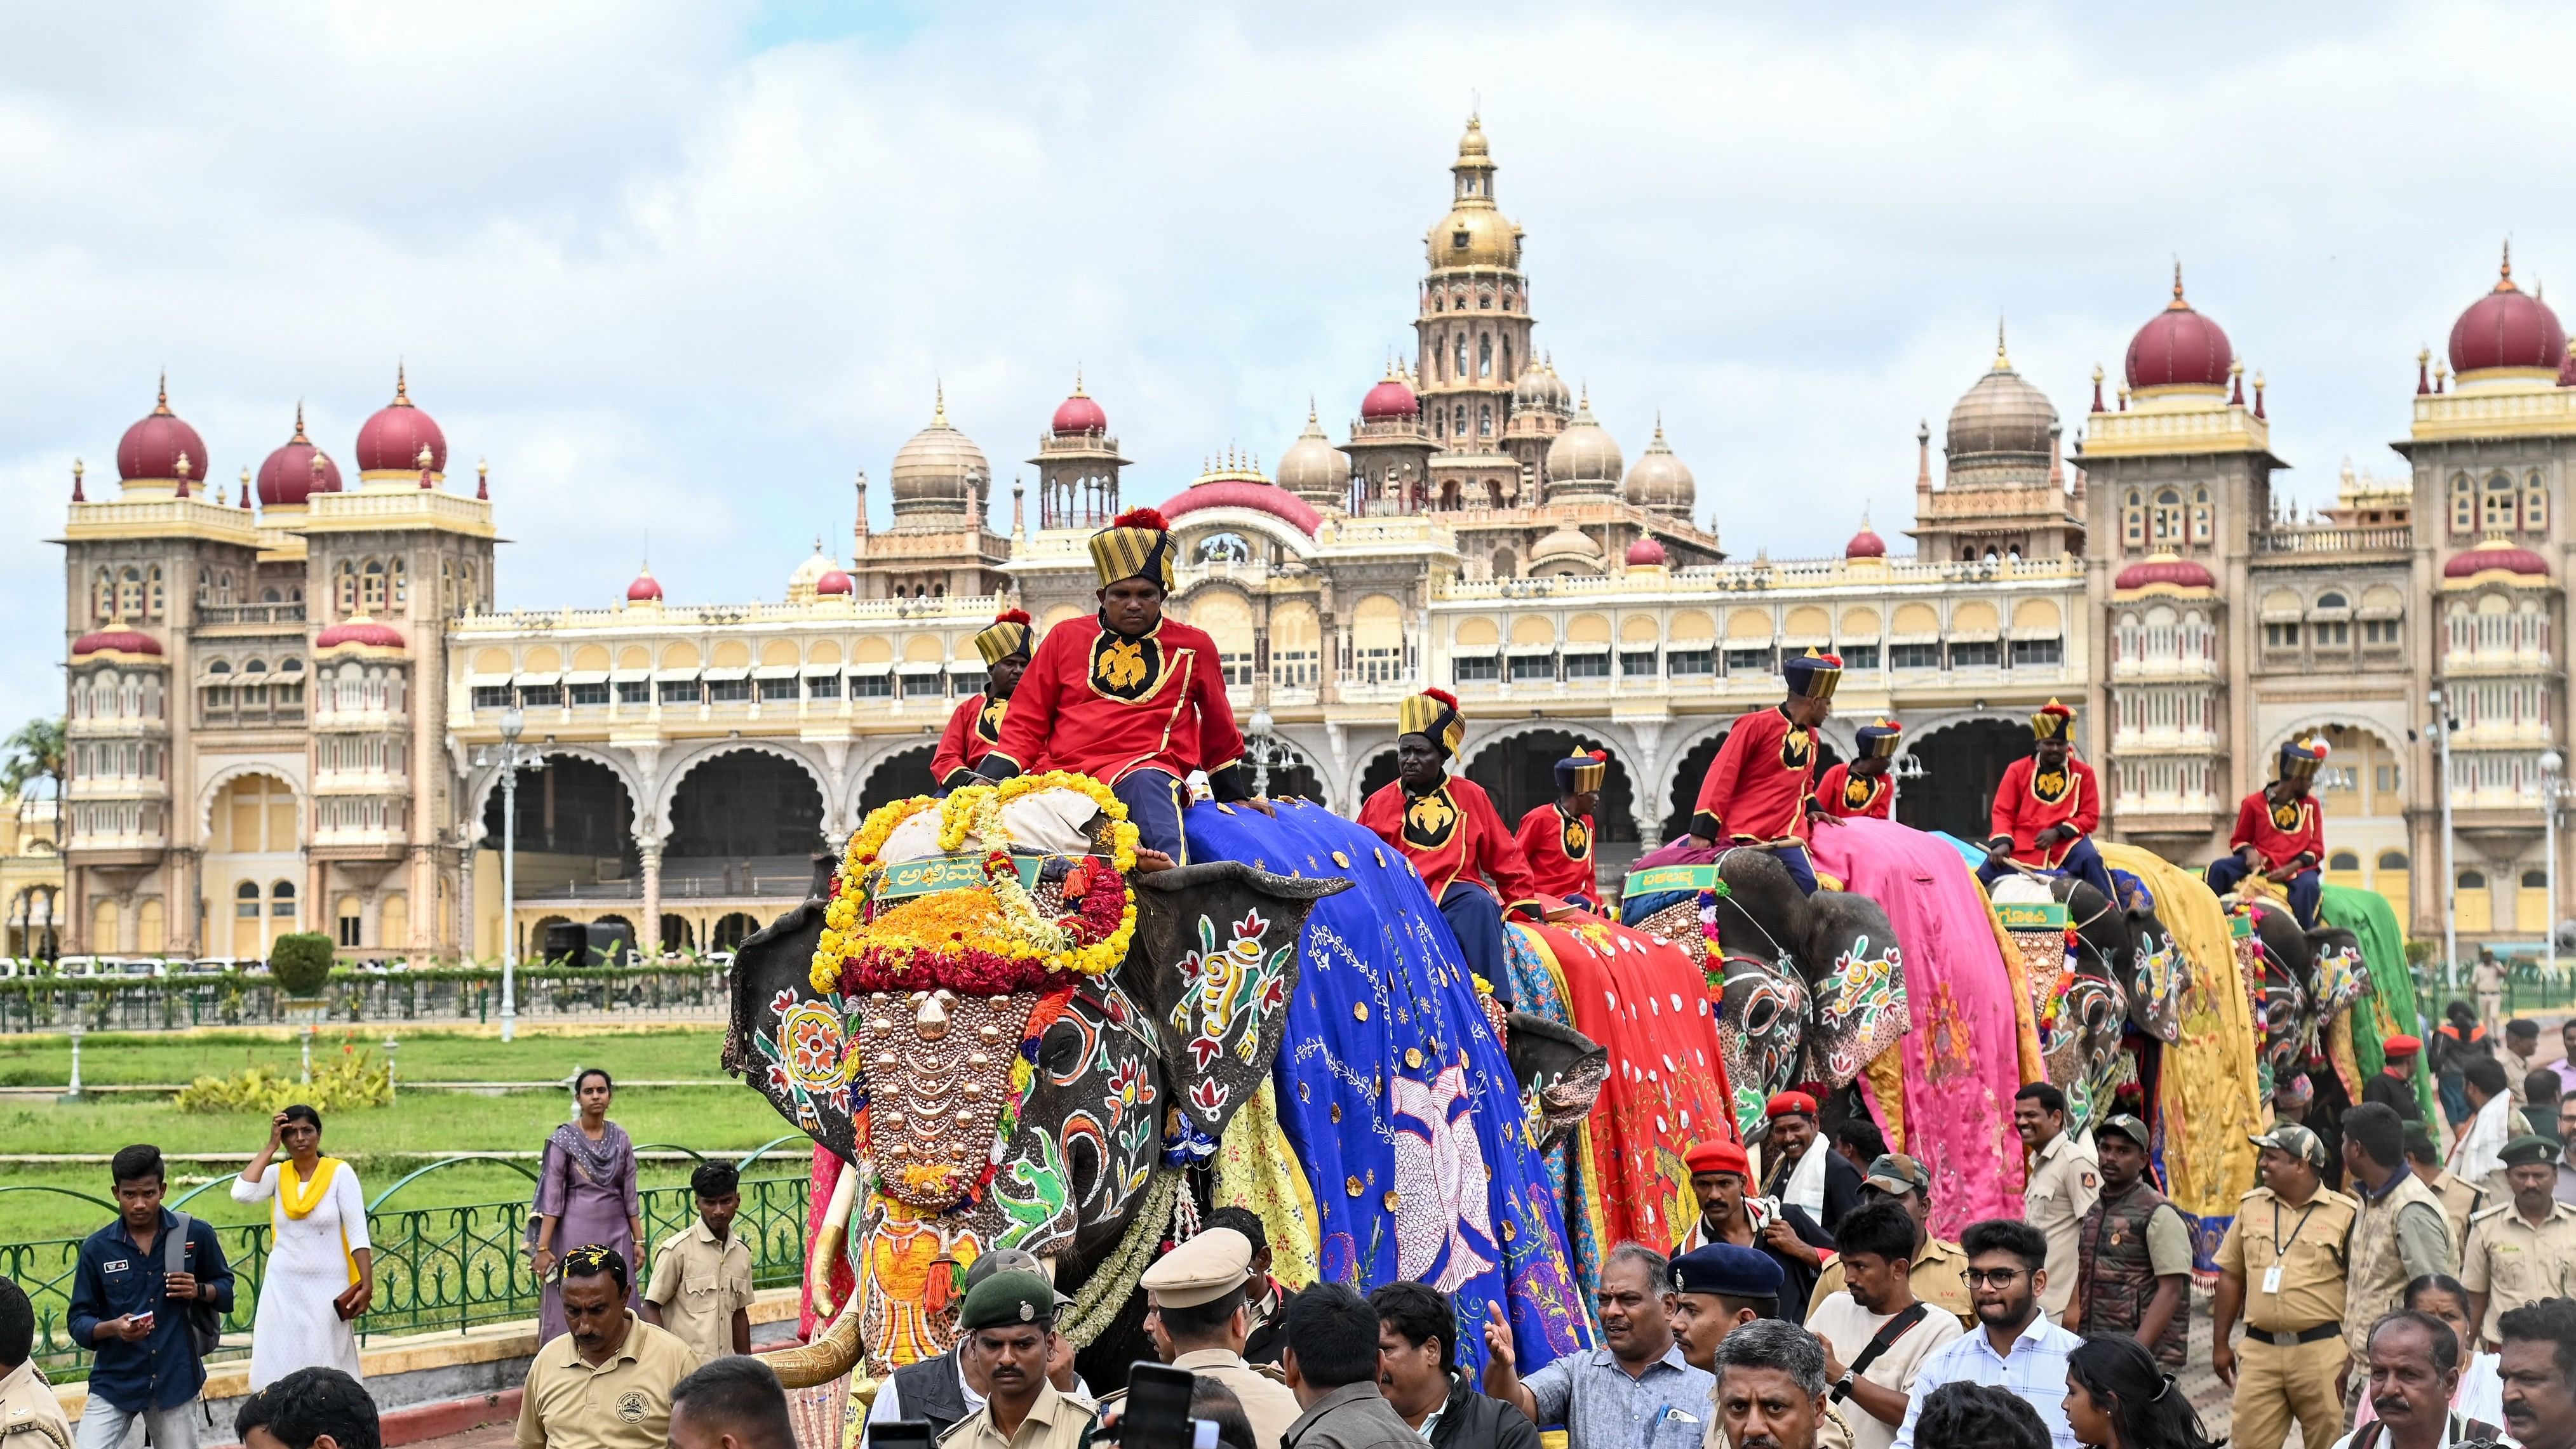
[
  {"xmin": 117, "ymin": 567, "xmax": 143, "ymax": 620},
  {"xmin": 2378, "ymin": 850, "xmax": 2409, "ymax": 871},
  {"xmin": 2527, "ymin": 472, "xmax": 2550, "ymax": 534},
  {"xmin": 2318, "ymin": 591, "xmax": 2348, "ymax": 609},
  {"xmin": 2486, "ymin": 472, "xmax": 2518, "ymax": 531},
  {"xmin": 1454, "ymin": 404, "xmax": 1468, "ymax": 437},
  {"xmin": 2151, "ymin": 489, "xmax": 2184, "ymax": 544},
  {"xmin": 2460, "ymin": 871, "xmax": 2488, "ymax": 890},
  {"xmin": 1478, "ymin": 333, "xmax": 1493, "ymax": 379},
  {"xmin": 391, "ymin": 558, "xmax": 408, "ymax": 609},
  {"xmin": 93, "ymin": 569, "xmax": 112, "ymax": 622},
  {"xmin": 1501, "ymin": 336, "xmax": 1514, "ymax": 379},
  {"xmin": 2452, "ymin": 474, "xmax": 2476, "ymax": 536},
  {"xmin": 2329, "ymin": 851, "xmax": 2360, "ymax": 871},
  {"xmin": 2191, "ymin": 486, "xmax": 2212, "ymax": 543},
  {"xmin": 361, "ymin": 560, "xmax": 387, "ymax": 613},
  {"xmin": 335, "ymin": 561, "xmax": 358, "ymax": 616},
  {"xmin": 146, "ymin": 565, "xmax": 164, "ymax": 620},
  {"xmin": 1455, "ymin": 334, "xmax": 1468, "ymax": 378},
  {"xmin": 236, "ymin": 881, "xmax": 261, "ymax": 919},
  {"xmin": 1479, "ymin": 403, "xmax": 1493, "ymax": 437},
  {"xmin": 1493, "ymin": 549, "xmax": 1517, "ymax": 579},
  {"xmin": 271, "ymin": 880, "xmax": 297, "ymax": 919}
]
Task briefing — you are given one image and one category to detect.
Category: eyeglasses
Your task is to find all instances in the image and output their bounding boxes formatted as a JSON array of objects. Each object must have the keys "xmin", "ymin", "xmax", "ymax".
[{"xmin": 1960, "ymin": 1268, "xmax": 2030, "ymax": 1288}]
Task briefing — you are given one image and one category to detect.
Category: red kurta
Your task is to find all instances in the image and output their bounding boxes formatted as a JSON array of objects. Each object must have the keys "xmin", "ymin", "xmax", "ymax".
[
  {"xmin": 1691, "ymin": 705, "xmax": 1818, "ymax": 843},
  {"xmin": 1360, "ymin": 774, "xmax": 1545, "ymax": 912},
  {"xmin": 2229, "ymin": 789, "xmax": 2324, "ymax": 869},
  {"xmin": 1988, "ymin": 755, "xmax": 2103, "ymax": 868},
  {"xmin": 1513, "ymin": 802, "xmax": 1601, "ymax": 909},
  {"xmin": 1815, "ymin": 762, "xmax": 1893, "ymax": 820},
  {"xmin": 986, "ymin": 613, "xmax": 1248, "ymax": 792},
  {"xmin": 930, "ymin": 692, "xmax": 1010, "ymax": 789}
]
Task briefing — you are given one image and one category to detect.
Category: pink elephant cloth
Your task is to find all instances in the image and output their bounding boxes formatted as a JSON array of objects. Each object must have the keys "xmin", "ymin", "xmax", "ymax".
[
  {"xmin": 1630, "ymin": 836, "xmax": 1723, "ymax": 872},
  {"xmin": 1804, "ymin": 816, "xmax": 2028, "ymax": 1236}
]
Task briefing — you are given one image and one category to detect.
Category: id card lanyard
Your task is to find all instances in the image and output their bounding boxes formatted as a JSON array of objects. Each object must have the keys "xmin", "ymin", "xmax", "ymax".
[{"xmin": 2264, "ymin": 1200, "xmax": 2318, "ymax": 1296}]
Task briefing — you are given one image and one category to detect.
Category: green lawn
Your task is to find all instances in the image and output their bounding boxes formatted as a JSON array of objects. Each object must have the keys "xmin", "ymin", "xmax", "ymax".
[{"xmin": 0, "ymin": 1023, "xmax": 732, "ymax": 1086}]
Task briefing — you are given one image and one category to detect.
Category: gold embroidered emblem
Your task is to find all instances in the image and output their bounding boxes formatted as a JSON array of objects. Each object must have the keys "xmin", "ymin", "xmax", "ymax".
[
  {"xmin": 1844, "ymin": 773, "xmax": 1874, "ymax": 811},
  {"xmin": 976, "ymin": 695, "xmax": 1006, "ymax": 741},
  {"xmin": 1403, "ymin": 788, "xmax": 1459, "ymax": 850},
  {"xmin": 2271, "ymin": 801, "xmax": 2303, "ymax": 832},
  {"xmin": 1780, "ymin": 726, "xmax": 1813, "ymax": 771},
  {"xmin": 2032, "ymin": 768, "xmax": 2071, "ymax": 803},
  {"xmin": 1088, "ymin": 628, "xmax": 1165, "ymax": 701},
  {"xmin": 1562, "ymin": 815, "xmax": 1590, "ymax": 859}
]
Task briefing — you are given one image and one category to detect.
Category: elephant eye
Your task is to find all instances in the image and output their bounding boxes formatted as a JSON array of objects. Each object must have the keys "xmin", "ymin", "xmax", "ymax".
[{"xmin": 1041, "ymin": 1022, "xmax": 1087, "ymax": 1078}]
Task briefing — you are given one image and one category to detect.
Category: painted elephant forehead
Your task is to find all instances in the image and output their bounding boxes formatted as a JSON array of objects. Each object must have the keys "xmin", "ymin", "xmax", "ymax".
[{"xmin": 1179, "ymin": 799, "xmax": 1591, "ymax": 1380}]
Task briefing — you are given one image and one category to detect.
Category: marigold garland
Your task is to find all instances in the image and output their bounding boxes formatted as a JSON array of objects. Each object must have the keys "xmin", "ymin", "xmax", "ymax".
[{"xmin": 808, "ymin": 772, "xmax": 1143, "ymax": 994}]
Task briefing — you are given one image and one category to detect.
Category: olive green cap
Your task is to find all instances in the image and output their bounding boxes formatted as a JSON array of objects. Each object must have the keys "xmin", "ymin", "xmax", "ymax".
[{"xmin": 958, "ymin": 1270, "xmax": 1057, "ymax": 1333}]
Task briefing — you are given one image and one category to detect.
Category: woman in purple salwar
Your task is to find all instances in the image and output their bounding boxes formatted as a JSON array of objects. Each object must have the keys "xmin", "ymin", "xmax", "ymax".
[{"xmin": 525, "ymin": 1067, "xmax": 643, "ymax": 1344}]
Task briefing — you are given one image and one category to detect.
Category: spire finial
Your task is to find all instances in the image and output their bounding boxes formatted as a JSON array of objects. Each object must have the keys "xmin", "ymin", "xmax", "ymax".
[
  {"xmin": 1072, "ymin": 363, "xmax": 1085, "ymax": 397},
  {"xmin": 1307, "ymin": 394, "xmax": 1318, "ymax": 424},
  {"xmin": 1993, "ymin": 316, "xmax": 2011, "ymax": 371},
  {"xmin": 2171, "ymin": 258, "xmax": 2186, "ymax": 307},
  {"xmin": 292, "ymin": 400, "xmax": 308, "ymax": 442},
  {"xmin": 932, "ymin": 379, "xmax": 946, "ymax": 425},
  {"xmin": 476, "ymin": 458, "xmax": 489, "ymax": 500},
  {"xmin": 394, "ymin": 361, "xmax": 410, "ymax": 404},
  {"xmin": 1654, "ymin": 408, "xmax": 1665, "ymax": 439},
  {"xmin": 153, "ymin": 371, "xmax": 171, "ymax": 415},
  {"xmin": 2500, "ymin": 239, "xmax": 2518, "ymax": 292}
]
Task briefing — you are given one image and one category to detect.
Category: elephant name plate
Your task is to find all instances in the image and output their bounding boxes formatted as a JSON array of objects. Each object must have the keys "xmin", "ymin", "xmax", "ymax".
[
  {"xmin": 2229, "ymin": 911, "xmax": 2255, "ymax": 939},
  {"xmin": 1993, "ymin": 900, "xmax": 2069, "ymax": 932},
  {"xmin": 873, "ymin": 852, "xmax": 1050, "ymax": 902},
  {"xmin": 1626, "ymin": 864, "xmax": 1724, "ymax": 896}
]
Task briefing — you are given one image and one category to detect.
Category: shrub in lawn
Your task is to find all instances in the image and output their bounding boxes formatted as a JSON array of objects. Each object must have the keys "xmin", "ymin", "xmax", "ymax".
[
  {"xmin": 270, "ymin": 932, "xmax": 336, "ymax": 998},
  {"xmin": 175, "ymin": 1038, "xmax": 392, "ymax": 1114}
]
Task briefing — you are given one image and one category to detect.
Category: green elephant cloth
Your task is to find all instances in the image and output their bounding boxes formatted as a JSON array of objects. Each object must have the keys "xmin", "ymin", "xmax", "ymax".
[{"xmin": 2320, "ymin": 884, "xmax": 2436, "ymax": 1123}]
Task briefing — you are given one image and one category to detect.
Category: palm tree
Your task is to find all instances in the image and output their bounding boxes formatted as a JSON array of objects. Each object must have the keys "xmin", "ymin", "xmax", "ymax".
[{"xmin": 0, "ymin": 718, "xmax": 66, "ymax": 823}]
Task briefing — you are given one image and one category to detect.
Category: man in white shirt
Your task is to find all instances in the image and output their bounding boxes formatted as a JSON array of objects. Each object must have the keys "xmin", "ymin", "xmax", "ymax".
[
  {"xmin": 2328, "ymin": 1309, "xmax": 2496, "ymax": 1449},
  {"xmin": 2453, "ymin": 1057, "xmax": 2518, "ymax": 1200},
  {"xmin": 1892, "ymin": 1220, "xmax": 2081, "ymax": 1449},
  {"xmin": 1804, "ymin": 1203, "xmax": 1961, "ymax": 1449}
]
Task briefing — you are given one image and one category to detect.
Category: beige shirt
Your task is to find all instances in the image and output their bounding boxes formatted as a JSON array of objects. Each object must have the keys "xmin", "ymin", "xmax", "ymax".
[
  {"xmin": 940, "ymin": 1381, "xmax": 1095, "ymax": 1449},
  {"xmin": 1811, "ymin": 1237, "xmax": 1974, "ymax": 1329},
  {"xmin": 2428, "ymin": 1171, "xmax": 2488, "ymax": 1254},
  {"xmin": 2461, "ymin": 1199, "xmax": 2576, "ymax": 1343},
  {"xmin": 2214, "ymin": 1184, "xmax": 2359, "ymax": 1333},
  {"xmin": 644, "ymin": 1218, "xmax": 755, "ymax": 1362},
  {"xmin": 516, "ymin": 1312, "xmax": 701, "ymax": 1449},
  {"xmin": 2023, "ymin": 1131, "xmax": 2100, "ymax": 1317},
  {"xmin": 1802, "ymin": 1291, "xmax": 1966, "ymax": 1449},
  {"xmin": 0, "ymin": 1361, "xmax": 69, "ymax": 1449},
  {"xmin": 1171, "ymin": 1348, "xmax": 1301, "ymax": 1449}
]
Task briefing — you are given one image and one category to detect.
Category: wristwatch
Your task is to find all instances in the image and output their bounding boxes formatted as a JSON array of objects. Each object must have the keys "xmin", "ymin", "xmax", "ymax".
[{"xmin": 1831, "ymin": 1370, "xmax": 1857, "ymax": 1402}]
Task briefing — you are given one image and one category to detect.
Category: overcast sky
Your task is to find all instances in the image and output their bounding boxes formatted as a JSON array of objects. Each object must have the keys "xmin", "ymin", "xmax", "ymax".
[{"xmin": 3, "ymin": 1, "xmax": 2571, "ymax": 730}]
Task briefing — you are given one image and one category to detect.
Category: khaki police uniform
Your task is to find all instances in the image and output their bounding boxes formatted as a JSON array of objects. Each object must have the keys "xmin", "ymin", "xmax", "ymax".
[
  {"xmin": 2216, "ymin": 1183, "xmax": 2358, "ymax": 1449},
  {"xmin": 1809, "ymin": 1236, "xmax": 1973, "ymax": 1329},
  {"xmin": 939, "ymin": 1380, "xmax": 1092, "ymax": 1449},
  {"xmin": 2462, "ymin": 1198, "xmax": 2576, "ymax": 1345},
  {"xmin": 2424, "ymin": 1168, "xmax": 2486, "ymax": 1255},
  {"xmin": 2344, "ymin": 1170, "xmax": 2455, "ymax": 1356},
  {"xmin": 0, "ymin": 1360, "xmax": 70, "ymax": 1449},
  {"xmin": 2023, "ymin": 1130, "xmax": 2100, "ymax": 1319},
  {"xmin": 514, "ymin": 1312, "xmax": 699, "ymax": 1449},
  {"xmin": 643, "ymin": 1217, "xmax": 755, "ymax": 1363},
  {"xmin": 1127, "ymin": 1229, "xmax": 1301, "ymax": 1449}
]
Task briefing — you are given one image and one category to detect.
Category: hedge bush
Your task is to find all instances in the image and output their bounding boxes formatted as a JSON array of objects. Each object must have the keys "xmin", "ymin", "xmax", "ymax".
[{"xmin": 269, "ymin": 933, "xmax": 337, "ymax": 998}]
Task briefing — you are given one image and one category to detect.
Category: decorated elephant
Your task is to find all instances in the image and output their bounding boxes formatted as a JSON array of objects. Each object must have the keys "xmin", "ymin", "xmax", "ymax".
[
  {"xmin": 2238, "ymin": 900, "xmax": 2370, "ymax": 1075},
  {"xmin": 1620, "ymin": 841, "xmax": 1910, "ymax": 1130},
  {"xmin": 730, "ymin": 783, "xmax": 1599, "ymax": 1394}
]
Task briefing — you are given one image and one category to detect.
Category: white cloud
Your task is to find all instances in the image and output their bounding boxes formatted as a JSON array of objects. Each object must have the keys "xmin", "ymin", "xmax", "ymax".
[{"xmin": 6, "ymin": 1, "xmax": 2576, "ymax": 728}]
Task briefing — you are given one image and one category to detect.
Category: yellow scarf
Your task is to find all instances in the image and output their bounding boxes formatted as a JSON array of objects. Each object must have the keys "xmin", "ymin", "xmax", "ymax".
[{"xmin": 278, "ymin": 1158, "xmax": 361, "ymax": 1286}]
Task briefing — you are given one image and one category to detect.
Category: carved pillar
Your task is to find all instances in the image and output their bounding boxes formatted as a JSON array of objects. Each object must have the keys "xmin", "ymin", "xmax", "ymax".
[{"xmin": 640, "ymin": 841, "xmax": 664, "ymax": 960}]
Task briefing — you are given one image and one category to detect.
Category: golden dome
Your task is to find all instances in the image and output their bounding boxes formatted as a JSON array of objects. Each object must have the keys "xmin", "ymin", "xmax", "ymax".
[
  {"xmin": 1943, "ymin": 328, "xmax": 2057, "ymax": 488},
  {"xmin": 1276, "ymin": 403, "xmax": 1351, "ymax": 505},
  {"xmin": 1531, "ymin": 523, "xmax": 1607, "ymax": 571},
  {"xmin": 889, "ymin": 384, "xmax": 991, "ymax": 527},
  {"xmin": 1425, "ymin": 115, "xmax": 1521, "ymax": 272}
]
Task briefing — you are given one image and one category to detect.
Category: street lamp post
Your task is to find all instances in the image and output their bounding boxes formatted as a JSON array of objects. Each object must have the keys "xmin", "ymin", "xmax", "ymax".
[
  {"xmin": 2545, "ymin": 750, "xmax": 2565, "ymax": 983},
  {"xmin": 2435, "ymin": 688, "xmax": 2459, "ymax": 988},
  {"xmin": 483, "ymin": 707, "xmax": 545, "ymax": 1044},
  {"xmin": 1245, "ymin": 707, "xmax": 1286, "ymax": 798}
]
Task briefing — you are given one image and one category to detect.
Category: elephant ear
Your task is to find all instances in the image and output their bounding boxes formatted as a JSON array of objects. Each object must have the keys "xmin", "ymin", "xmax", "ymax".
[
  {"xmin": 1122, "ymin": 862, "xmax": 1348, "ymax": 1159},
  {"xmin": 1504, "ymin": 1012, "xmax": 1607, "ymax": 1155},
  {"xmin": 1799, "ymin": 891, "xmax": 1910, "ymax": 1090},
  {"xmin": 722, "ymin": 855, "xmax": 861, "ymax": 1165}
]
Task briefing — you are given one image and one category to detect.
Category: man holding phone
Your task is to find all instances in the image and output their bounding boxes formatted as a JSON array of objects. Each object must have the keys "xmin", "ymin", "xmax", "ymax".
[{"xmin": 67, "ymin": 1144, "xmax": 235, "ymax": 1449}]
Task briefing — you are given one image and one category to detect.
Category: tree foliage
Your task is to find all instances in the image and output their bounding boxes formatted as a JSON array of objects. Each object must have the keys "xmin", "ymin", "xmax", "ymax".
[{"xmin": 269, "ymin": 932, "xmax": 337, "ymax": 997}]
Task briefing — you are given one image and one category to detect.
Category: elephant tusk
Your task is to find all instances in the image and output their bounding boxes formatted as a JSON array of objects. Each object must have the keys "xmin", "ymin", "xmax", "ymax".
[
  {"xmin": 806, "ymin": 1163, "xmax": 861, "ymax": 1318},
  {"xmin": 768, "ymin": 1295, "xmax": 868, "ymax": 1389}
]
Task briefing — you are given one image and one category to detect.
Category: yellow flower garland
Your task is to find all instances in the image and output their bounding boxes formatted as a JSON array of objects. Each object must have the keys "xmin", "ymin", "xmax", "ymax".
[{"xmin": 808, "ymin": 772, "xmax": 1144, "ymax": 992}]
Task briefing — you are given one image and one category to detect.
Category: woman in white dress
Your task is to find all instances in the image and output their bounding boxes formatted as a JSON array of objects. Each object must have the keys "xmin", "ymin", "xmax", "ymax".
[{"xmin": 232, "ymin": 1104, "xmax": 375, "ymax": 1389}]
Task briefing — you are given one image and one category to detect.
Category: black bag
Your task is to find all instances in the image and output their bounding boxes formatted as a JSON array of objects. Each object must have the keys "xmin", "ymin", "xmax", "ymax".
[{"xmin": 163, "ymin": 1212, "xmax": 225, "ymax": 1358}]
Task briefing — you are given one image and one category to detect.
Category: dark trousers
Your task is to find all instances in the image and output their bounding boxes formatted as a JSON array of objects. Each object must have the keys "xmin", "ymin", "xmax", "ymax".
[
  {"xmin": 1437, "ymin": 880, "xmax": 1512, "ymax": 1007},
  {"xmin": 1115, "ymin": 768, "xmax": 1190, "ymax": 865},
  {"xmin": 2206, "ymin": 855, "xmax": 2323, "ymax": 928},
  {"xmin": 1979, "ymin": 834, "xmax": 2117, "ymax": 905}
]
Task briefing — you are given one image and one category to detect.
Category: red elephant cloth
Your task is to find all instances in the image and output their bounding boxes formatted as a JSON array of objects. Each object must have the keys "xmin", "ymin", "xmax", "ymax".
[
  {"xmin": 1515, "ymin": 914, "xmax": 1738, "ymax": 1256},
  {"xmin": 1814, "ymin": 763, "xmax": 1893, "ymax": 820},
  {"xmin": 1803, "ymin": 817, "xmax": 2032, "ymax": 1239}
]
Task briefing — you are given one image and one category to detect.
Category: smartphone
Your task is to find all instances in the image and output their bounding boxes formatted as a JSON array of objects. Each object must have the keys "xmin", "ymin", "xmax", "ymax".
[
  {"xmin": 130, "ymin": 1310, "xmax": 155, "ymax": 1332},
  {"xmin": 1122, "ymin": 1363, "xmax": 1196, "ymax": 1449},
  {"xmin": 869, "ymin": 1422, "xmax": 932, "ymax": 1449}
]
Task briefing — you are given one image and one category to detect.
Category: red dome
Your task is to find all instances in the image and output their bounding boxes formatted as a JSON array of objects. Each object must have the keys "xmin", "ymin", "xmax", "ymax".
[
  {"xmin": 116, "ymin": 378, "xmax": 209, "ymax": 483},
  {"xmin": 1844, "ymin": 525, "xmax": 1886, "ymax": 559},
  {"xmin": 626, "ymin": 568, "xmax": 664, "ymax": 603},
  {"xmin": 1050, "ymin": 385, "xmax": 1108, "ymax": 436},
  {"xmin": 815, "ymin": 568, "xmax": 852, "ymax": 596},
  {"xmin": 354, "ymin": 366, "xmax": 448, "ymax": 476},
  {"xmin": 2445, "ymin": 540, "xmax": 2551, "ymax": 578},
  {"xmin": 2450, "ymin": 248, "xmax": 2566, "ymax": 376},
  {"xmin": 70, "ymin": 626, "xmax": 163, "ymax": 658},
  {"xmin": 254, "ymin": 406, "xmax": 343, "ymax": 507},
  {"xmin": 314, "ymin": 618, "xmax": 405, "ymax": 651},
  {"xmin": 1161, "ymin": 479, "xmax": 1324, "ymax": 537},
  {"xmin": 1625, "ymin": 536, "xmax": 1668, "ymax": 566},
  {"xmin": 1360, "ymin": 374, "xmax": 1419, "ymax": 420},
  {"xmin": 2124, "ymin": 269, "xmax": 2233, "ymax": 391},
  {"xmin": 2114, "ymin": 555, "xmax": 2217, "ymax": 591}
]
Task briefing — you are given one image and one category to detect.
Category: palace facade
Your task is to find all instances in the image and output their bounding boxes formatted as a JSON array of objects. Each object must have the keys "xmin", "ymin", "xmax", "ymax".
[{"xmin": 52, "ymin": 120, "xmax": 2573, "ymax": 961}]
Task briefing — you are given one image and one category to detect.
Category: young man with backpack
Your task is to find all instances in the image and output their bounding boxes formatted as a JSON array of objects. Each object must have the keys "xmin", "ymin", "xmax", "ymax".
[{"xmin": 67, "ymin": 1144, "xmax": 234, "ymax": 1449}]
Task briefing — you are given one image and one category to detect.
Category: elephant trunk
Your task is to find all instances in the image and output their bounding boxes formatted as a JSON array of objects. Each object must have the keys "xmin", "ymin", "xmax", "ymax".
[{"xmin": 767, "ymin": 1300, "xmax": 866, "ymax": 1388}]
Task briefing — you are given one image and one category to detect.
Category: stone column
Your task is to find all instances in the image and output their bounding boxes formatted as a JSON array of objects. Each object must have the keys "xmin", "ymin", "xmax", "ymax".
[
  {"xmin": 640, "ymin": 841, "xmax": 664, "ymax": 960},
  {"xmin": 455, "ymin": 840, "xmax": 478, "ymax": 961}
]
